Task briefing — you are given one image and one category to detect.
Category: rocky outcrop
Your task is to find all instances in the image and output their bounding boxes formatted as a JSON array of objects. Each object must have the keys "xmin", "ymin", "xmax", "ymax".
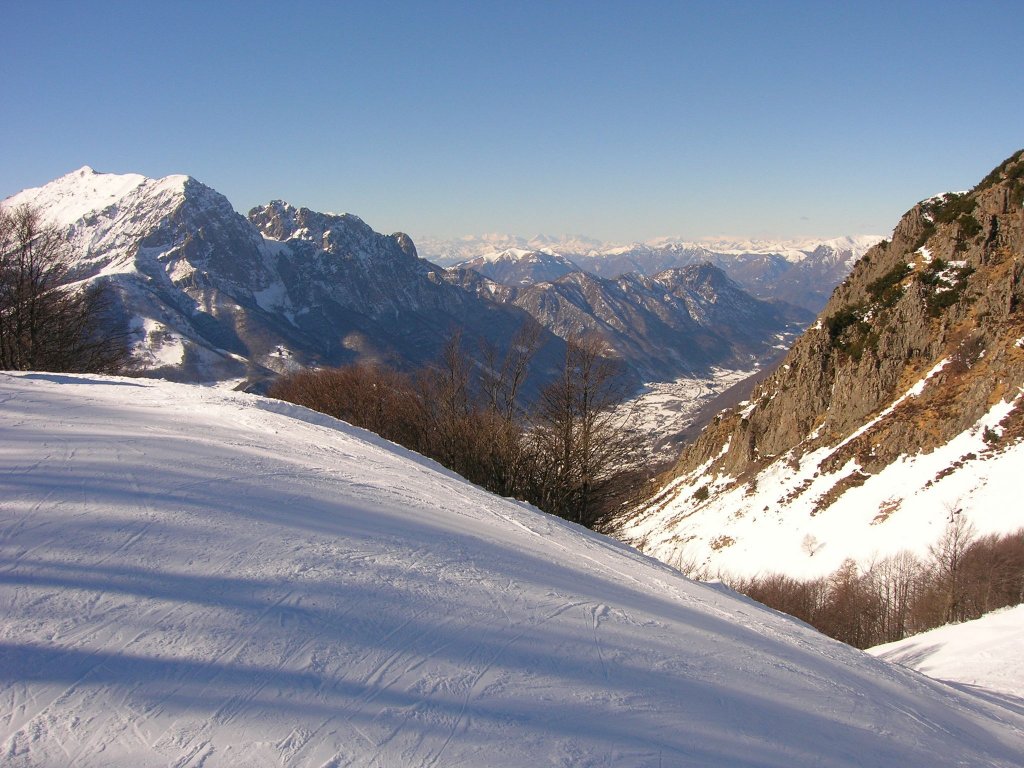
[
  {"xmin": 608, "ymin": 151, "xmax": 1024, "ymax": 578},
  {"xmin": 669, "ymin": 151, "xmax": 1024, "ymax": 480}
]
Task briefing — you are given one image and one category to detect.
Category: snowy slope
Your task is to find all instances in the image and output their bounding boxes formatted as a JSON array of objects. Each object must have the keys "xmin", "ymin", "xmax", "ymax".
[
  {"xmin": 3, "ymin": 166, "xmax": 150, "ymax": 229},
  {"xmin": 613, "ymin": 385, "xmax": 1024, "ymax": 580},
  {"xmin": 2, "ymin": 373, "xmax": 1024, "ymax": 767},
  {"xmin": 869, "ymin": 605, "xmax": 1024, "ymax": 700}
]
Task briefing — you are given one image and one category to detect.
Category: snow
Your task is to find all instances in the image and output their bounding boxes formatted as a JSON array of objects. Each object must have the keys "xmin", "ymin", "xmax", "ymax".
[
  {"xmin": 2, "ymin": 167, "xmax": 147, "ymax": 228},
  {"xmin": 2, "ymin": 372, "xmax": 1023, "ymax": 766},
  {"xmin": 1, "ymin": 167, "xmax": 192, "ymax": 233},
  {"xmin": 637, "ymin": 235, "xmax": 883, "ymax": 264},
  {"xmin": 617, "ymin": 383, "xmax": 1024, "ymax": 582},
  {"xmin": 477, "ymin": 247, "xmax": 542, "ymax": 263},
  {"xmin": 419, "ymin": 233, "xmax": 880, "ymax": 266},
  {"xmin": 135, "ymin": 318, "xmax": 186, "ymax": 367},
  {"xmin": 869, "ymin": 605, "xmax": 1024, "ymax": 700}
]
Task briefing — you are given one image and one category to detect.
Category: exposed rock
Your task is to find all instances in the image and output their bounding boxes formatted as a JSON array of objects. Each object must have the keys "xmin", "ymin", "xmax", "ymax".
[{"xmin": 608, "ymin": 150, "xmax": 1024, "ymax": 578}]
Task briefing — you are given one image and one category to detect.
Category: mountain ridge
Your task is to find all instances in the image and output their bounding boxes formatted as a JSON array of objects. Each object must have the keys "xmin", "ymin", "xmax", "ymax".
[
  {"xmin": 609, "ymin": 150, "xmax": 1024, "ymax": 579},
  {"xmin": 3, "ymin": 167, "xmax": 565, "ymax": 388},
  {"xmin": 442, "ymin": 234, "xmax": 880, "ymax": 312}
]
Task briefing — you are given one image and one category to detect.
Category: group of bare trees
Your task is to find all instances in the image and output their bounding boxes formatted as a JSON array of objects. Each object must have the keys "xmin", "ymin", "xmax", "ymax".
[
  {"xmin": 0, "ymin": 205, "xmax": 129, "ymax": 373},
  {"xmin": 735, "ymin": 516, "xmax": 1024, "ymax": 648},
  {"xmin": 269, "ymin": 330, "xmax": 642, "ymax": 528}
]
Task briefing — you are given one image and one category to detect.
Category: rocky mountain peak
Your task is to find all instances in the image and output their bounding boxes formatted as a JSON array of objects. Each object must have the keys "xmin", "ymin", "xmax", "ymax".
[{"xmin": 248, "ymin": 201, "xmax": 416, "ymax": 266}]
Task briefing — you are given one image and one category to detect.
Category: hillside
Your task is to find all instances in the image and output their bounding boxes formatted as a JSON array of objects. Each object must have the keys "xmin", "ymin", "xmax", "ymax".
[
  {"xmin": 450, "ymin": 263, "xmax": 806, "ymax": 383},
  {"xmin": 609, "ymin": 151, "xmax": 1024, "ymax": 579},
  {"xmin": 869, "ymin": 604, "xmax": 1024, "ymax": 700},
  {"xmin": 2, "ymin": 372, "xmax": 1024, "ymax": 766}
]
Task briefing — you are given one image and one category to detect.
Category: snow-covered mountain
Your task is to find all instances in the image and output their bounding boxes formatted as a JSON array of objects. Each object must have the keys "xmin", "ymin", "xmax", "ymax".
[
  {"xmin": 609, "ymin": 150, "xmax": 1024, "ymax": 580},
  {"xmin": 2, "ymin": 168, "xmax": 559, "ymax": 388},
  {"xmin": 425, "ymin": 234, "xmax": 881, "ymax": 312},
  {"xmin": 3, "ymin": 370, "xmax": 1024, "ymax": 767},
  {"xmin": 415, "ymin": 233, "xmax": 605, "ymax": 265},
  {"xmin": 869, "ymin": 604, "xmax": 1024, "ymax": 700},
  {"xmin": 454, "ymin": 248, "xmax": 583, "ymax": 286}
]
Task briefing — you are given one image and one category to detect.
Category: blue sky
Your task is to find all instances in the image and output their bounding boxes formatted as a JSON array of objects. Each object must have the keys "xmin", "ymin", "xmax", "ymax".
[{"xmin": 2, "ymin": 1, "xmax": 1022, "ymax": 242}]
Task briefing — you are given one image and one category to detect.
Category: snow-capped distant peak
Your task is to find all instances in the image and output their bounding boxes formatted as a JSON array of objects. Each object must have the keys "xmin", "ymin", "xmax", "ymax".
[
  {"xmin": 472, "ymin": 247, "xmax": 561, "ymax": 264},
  {"xmin": 636, "ymin": 235, "xmax": 884, "ymax": 263}
]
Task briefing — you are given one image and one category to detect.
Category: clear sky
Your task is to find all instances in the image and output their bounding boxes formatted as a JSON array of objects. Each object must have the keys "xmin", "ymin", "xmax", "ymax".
[{"xmin": 2, "ymin": 0, "xmax": 1022, "ymax": 243}]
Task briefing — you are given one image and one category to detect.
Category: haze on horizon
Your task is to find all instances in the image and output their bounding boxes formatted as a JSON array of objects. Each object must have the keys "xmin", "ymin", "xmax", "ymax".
[{"xmin": 2, "ymin": 1, "xmax": 1022, "ymax": 243}]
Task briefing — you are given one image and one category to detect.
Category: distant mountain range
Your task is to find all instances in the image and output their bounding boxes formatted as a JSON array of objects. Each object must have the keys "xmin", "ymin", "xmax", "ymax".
[
  {"xmin": 609, "ymin": 150, "xmax": 1024, "ymax": 580},
  {"xmin": 423, "ymin": 234, "xmax": 881, "ymax": 312},
  {"xmin": 3, "ymin": 168, "xmax": 803, "ymax": 392}
]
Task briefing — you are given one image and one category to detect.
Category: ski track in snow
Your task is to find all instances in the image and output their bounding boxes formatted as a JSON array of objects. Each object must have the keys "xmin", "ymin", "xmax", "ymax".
[{"xmin": 1, "ymin": 372, "xmax": 1023, "ymax": 766}]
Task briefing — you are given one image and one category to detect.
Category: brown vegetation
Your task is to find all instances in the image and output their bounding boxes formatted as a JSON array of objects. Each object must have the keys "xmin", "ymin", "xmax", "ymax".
[
  {"xmin": 269, "ymin": 330, "xmax": 643, "ymax": 529},
  {"xmin": 734, "ymin": 517, "xmax": 1024, "ymax": 649}
]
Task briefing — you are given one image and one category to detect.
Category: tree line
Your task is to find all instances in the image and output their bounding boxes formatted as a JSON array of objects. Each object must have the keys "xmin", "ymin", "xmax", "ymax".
[
  {"xmin": 730, "ymin": 515, "xmax": 1024, "ymax": 649},
  {"xmin": 268, "ymin": 329, "xmax": 645, "ymax": 529}
]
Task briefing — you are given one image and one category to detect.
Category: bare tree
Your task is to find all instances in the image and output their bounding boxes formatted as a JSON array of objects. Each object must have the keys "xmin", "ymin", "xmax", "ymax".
[
  {"xmin": 528, "ymin": 334, "xmax": 642, "ymax": 527},
  {"xmin": 477, "ymin": 322, "xmax": 542, "ymax": 498},
  {"xmin": 928, "ymin": 508, "xmax": 977, "ymax": 624},
  {"xmin": 270, "ymin": 331, "xmax": 643, "ymax": 529},
  {"xmin": 867, "ymin": 550, "xmax": 923, "ymax": 643},
  {"xmin": 0, "ymin": 205, "xmax": 129, "ymax": 373}
]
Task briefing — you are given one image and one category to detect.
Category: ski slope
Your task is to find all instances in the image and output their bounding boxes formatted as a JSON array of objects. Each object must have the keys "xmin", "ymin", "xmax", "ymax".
[
  {"xmin": 869, "ymin": 605, "xmax": 1024, "ymax": 701},
  {"xmin": 1, "ymin": 372, "xmax": 1023, "ymax": 767}
]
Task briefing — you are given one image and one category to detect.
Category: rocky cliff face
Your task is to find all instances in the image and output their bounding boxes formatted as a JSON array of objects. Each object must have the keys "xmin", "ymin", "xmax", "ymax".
[{"xmin": 609, "ymin": 151, "xmax": 1024, "ymax": 578}]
